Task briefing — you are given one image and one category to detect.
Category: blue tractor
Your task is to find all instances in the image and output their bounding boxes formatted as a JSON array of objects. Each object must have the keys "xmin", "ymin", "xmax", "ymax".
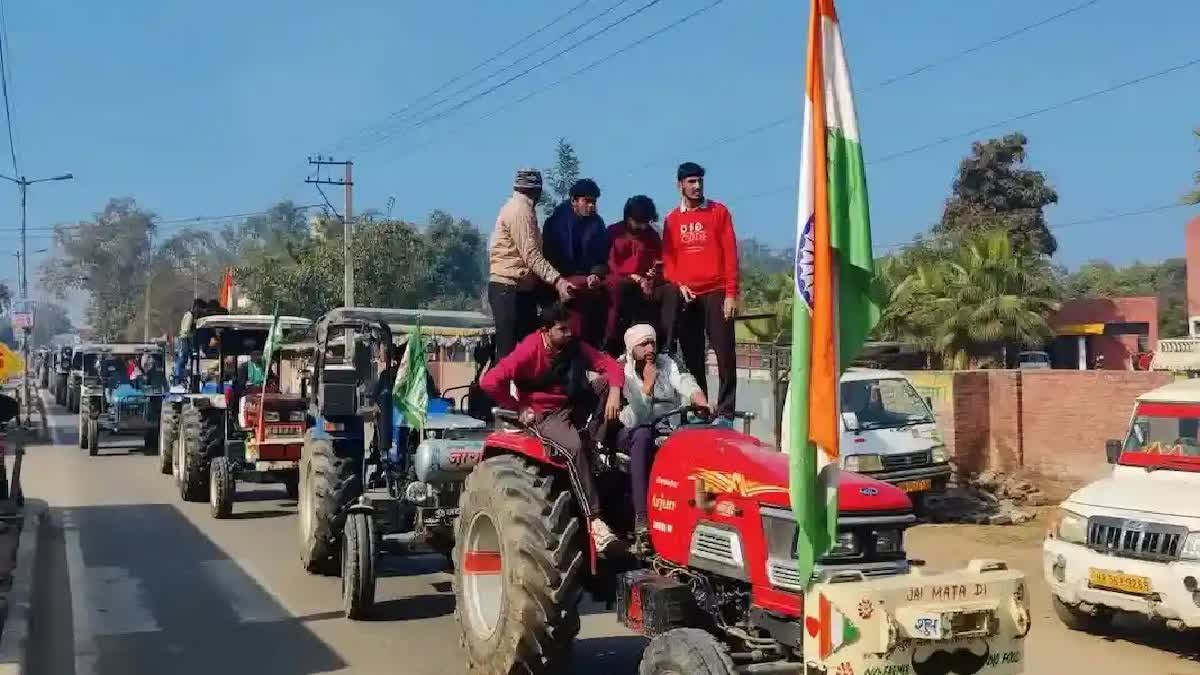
[{"xmin": 78, "ymin": 344, "xmax": 167, "ymax": 457}]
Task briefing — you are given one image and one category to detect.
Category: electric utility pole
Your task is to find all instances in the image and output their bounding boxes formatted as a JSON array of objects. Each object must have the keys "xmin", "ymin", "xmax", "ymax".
[{"xmin": 305, "ymin": 157, "xmax": 354, "ymax": 306}]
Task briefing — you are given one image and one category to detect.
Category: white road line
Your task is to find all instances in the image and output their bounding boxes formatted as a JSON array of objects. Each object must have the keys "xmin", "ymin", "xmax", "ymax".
[
  {"xmin": 39, "ymin": 389, "xmax": 61, "ymax": 446},
  {"xmin": 82, "ymin": 566, "xmax": 161, "ymax": 637},
  {"xmin": 199, "ymin": 559, "xmax": 290, "ymax": 624},
  {"xmin": 63, "ymin": 512, "xmax": 99, "ymax": 675}
]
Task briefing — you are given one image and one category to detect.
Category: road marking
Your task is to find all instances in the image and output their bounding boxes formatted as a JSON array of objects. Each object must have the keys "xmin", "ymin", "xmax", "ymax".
[
  {"xmin": 63, "ymin": 512, "xmax": 99, "ymax": 675},
  {"xmin": 199, "ymin": 559, "xmax": 290, "ymax": 624}
]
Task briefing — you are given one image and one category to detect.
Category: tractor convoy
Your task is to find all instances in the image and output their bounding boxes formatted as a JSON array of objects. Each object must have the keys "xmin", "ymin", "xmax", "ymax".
[{"xmin": 49, "ymin": 304, "xmax": 1030, "ymax": 674}]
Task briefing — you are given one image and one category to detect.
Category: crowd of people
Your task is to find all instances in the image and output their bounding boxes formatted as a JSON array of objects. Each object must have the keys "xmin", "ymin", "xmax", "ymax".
[{"xmin": 480, "ymin": 161, "xmax": 739, "ymax": 554}]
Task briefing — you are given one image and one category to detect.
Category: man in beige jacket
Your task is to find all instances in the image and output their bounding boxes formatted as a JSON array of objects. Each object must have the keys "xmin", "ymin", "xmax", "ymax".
[{"xmin": 488, "ymin": 168, "xmax": 575, "ymax": 359}]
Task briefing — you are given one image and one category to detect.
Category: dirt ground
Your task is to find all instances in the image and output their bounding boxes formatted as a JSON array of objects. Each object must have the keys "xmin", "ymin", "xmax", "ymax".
[{"xmin": 907, "ymin": 510, "xmax": 1200, "ymax": 675}]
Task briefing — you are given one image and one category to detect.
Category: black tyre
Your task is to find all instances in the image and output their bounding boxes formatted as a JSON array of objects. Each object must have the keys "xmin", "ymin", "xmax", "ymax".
[
  {"xmin": 86, "ymin": 419, "xmax": 100, "ymax": 457},
  {"xmin": 179, "ymin": 406, "xmax": 221, "ymax": 502},
  {"xmin": 298, "ymin": 430, "xmax": 362, "ymax": 575},
  {"xmin": 639, "ymin": 628, "xmax": 735, "ymax": 675},
  {"xmin": 454, "ymin": 454, "xmax": 584, "ymax": 675},
  {"xmin": 54, "ymin": 375, "xmax": 66, "ymax": 406},
  {"xmin": 1052, "ymin": 596, "xmax": 1113, "ymax": 633},
  {"xmin": 143, "ymin": 429, "xmax": 158, "ymax": 454},
  {"xmin": 210, "ymin": 456, "xmax": 235, "ymax": 519},
  {"xmin": 283, "ymin": 473, "xmax": 299, "ymax": 500},
  {"xmin": 342, "ymin": 511, "xmax": 376, "ymax": 620},
  {"xmin": 158, "ymin": 406, "xmax": 178, "ymax": 475},
  {"xmin": 77, "ymin": 413, "xmax": 86, "ymax": 450}
]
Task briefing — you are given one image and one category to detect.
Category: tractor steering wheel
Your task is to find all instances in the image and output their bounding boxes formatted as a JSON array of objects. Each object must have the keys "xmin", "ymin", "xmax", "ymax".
[{"xmin": 642, "ymin": 403, "xmax": 715, "ymax": 439}]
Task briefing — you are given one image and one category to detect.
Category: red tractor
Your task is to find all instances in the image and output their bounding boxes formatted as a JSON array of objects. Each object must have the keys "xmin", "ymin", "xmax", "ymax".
[{"xmin": 454, "ymin": 406, "xmax": 1030, "ymax": 674}]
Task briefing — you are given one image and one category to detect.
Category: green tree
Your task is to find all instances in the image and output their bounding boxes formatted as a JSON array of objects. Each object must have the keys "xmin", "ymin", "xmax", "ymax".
[
  {"xmin": 938, "ymin": 133, "xmax": 1059, "ymax": 256},
  {"xmin": 890, "ymin": 230, "xmax": 1060, "ymax": 368},
  {"xmin": 1185, "ymin": 128, "xmax": 1200, "ymax": 205},
  {"xmin": 541, "ymin": 137, "xmax": 581, "ymax": 217},
  {"xmin": 0, "ymin": 281, "xmax": 9, "ymax": 311}
]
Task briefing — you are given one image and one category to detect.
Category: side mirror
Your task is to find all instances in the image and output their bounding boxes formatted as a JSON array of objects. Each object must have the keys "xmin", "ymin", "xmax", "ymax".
[
  {"xmin": 841, "ymin": 411, "xmax": 859, "ymax": 432},
  {"xmin": 1105, "ymin": 439, "xmax": 1123, "ymax": 464}
]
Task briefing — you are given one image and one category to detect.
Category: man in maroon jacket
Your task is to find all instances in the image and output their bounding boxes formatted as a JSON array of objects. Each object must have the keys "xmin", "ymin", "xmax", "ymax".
[
  {"xmin": 603, "ymin": 195, "xmax": 672, "ymax": 354},
  {"xmin": 478, "ymin": 303, "xmax": 625, "ymax": 555},
  {"xmin": 661, "ymin": 161, "xmax": 739, "ymax": 419}
]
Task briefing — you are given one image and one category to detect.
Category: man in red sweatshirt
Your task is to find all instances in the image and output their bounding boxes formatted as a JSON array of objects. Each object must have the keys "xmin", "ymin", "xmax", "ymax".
[
  {"xmin": 603, "ymin": 195, "xmax": 671, "ymax": 354},
  {"xmin": 478, "ymin": 303, "xmax": 626, "ymax": 555},
  {"xmin": 661, "ymin": 161, "xmax": 738, "ymax": 419}
]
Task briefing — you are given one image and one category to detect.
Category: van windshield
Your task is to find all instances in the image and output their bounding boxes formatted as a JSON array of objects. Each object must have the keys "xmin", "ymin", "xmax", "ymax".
[
  {"xmin": 840, "ymin": 378, "xmax": 934, "ymax": 430},
  {"xmin": 1119, "ymin": 402, "xmax": 1200, "ymax": 471}
]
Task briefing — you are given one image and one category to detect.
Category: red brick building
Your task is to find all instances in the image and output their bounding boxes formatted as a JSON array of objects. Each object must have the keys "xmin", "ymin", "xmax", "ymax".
[
  {"xmin": 1049, "ymin": 296, "xmax": 1157, "ymax": 369},
  {"xmin": 1187, "ymin": 215, "xmax": 1200, "ymax": 324}
]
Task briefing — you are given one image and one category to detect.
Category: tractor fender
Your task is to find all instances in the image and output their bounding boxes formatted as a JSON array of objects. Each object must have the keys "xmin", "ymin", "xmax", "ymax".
[
  {"xmin": 347, "ymin": 497, "xmax": 375, "ymax": 515},
  {"xmin": 480, "ymin": 431, "xmax": 566, "ymax": 470}
]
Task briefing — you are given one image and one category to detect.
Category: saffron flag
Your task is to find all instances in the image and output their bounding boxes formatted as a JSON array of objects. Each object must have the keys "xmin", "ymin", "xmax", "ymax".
[
  {"xmin": 393, "ymin": 322, "xmax": 429, "ymax": 431},
  {"xmin": 789, "ymin": 0, "xmax": 879, "ymax": 580},
  {"xmin": 218, "ymin": 268, "xmax": 234, "ymax": 310}
]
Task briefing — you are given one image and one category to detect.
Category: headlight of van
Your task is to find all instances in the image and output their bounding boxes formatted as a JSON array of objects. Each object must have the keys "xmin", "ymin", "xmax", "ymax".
[
  {"xmin": 843, "ymin": 454, "xmax": 883, "ymax": 473},
  {"xmin": 1055, "ymin": 509, "xmax": 1088, "ymax": 545},
  {"xmin": 930, "ymin": 444, "xmax": 948, "ymax": 464},
  {"xmin": 828, "ymin": 531, "xmax": 861, "ymax": 558},
  {"xmin": 1181, "ymin": 533, "xmax": 1200, "ymax": 561}
]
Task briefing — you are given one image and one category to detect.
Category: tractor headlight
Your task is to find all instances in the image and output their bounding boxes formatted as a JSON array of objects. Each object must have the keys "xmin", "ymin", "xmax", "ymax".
[
  {"xmin": 843, "ymin": 454, "xmax": 883, "ymax": 473},
  {"xmin": 828, "ymin": 531, "xmax": 861, "ymax": 558},
  {"xmin": 288, "ymin": 411, "xmax": 305, "ymax": 422},
  {"xmin": 873, "ymin": 528, "xmax": 903, "ymax": 554},
  {"xmin": 1054, "ymin": 509, "xmax": 1088, "ymax": 545},
  {"xmin": 930, "ymin": 444, "xmax": 948, "ymax": 464},
  {"xmin": 1181, "ymin": 533, "xmax": 1200, "ymax": 561},
  {"xmin": 265, "ymin": 411, "xmax": 280, "ymax": 422}
]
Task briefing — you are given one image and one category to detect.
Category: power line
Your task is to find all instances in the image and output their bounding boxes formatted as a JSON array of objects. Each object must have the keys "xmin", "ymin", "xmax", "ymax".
[
  {"xmin": 356, "ymin": 0, "xmax": 668, "ymax": 154},
  {"xmin": 4, "ymin": 204, "xmax": 324, "ymax": 234},
  {"xmin": 625, "ymin": 0, "xmax": 1106, "ymax": 176},
  {"xmin": 0, "ymin": 0, "xmax": 17, "ymax": 175},
  {"xmin": 729, "ymin": 55, "xmax": 1200, "ymax": 204},
  {"xmin": 330, "ymin": 0, "xmax": 602, "ymax": 153},
  {"xmin": 377, "ymin": 0, "xmax": 727, "ymax": 160}
]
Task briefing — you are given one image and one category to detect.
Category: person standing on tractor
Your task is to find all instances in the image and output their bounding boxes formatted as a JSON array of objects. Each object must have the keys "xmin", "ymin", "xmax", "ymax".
[
  {"xmin": 487, "ymin": 168, "xmax": 575, "ymax": 361},
  {"xmin": 604, "ymin": 195, "xmax": 671, "ymax": 355},
  {"xmin": 542, "ymin": 178, "xmax": 609, "ymax": 347},
  {"xmin": 617, "ymin": 324, "xmax": 709, "ymax": 536},
  {"xmin": 661, "ymin": 161, "xmax": 740, "ymax": 420},
  {"xmin": 478, "ymin": 303, "xmax": 626, "ymax": 555}
]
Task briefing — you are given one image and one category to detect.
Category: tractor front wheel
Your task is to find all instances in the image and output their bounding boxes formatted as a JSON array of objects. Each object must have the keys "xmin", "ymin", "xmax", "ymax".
[
  {"xmin": 209, "ymin": 456, "xmax": 235, "ymax": 519},
  {"xmin": 639, "ymin": 629, "xmax": 736, "ymax": 675},
  {"xmin": 342, "ymin": 511, "xmax": 376, "ymax": 620},
  {"xmin": 158, "ymin": 407, "xmax": 178, "ymax": 475},
  {"xmin": 86, "ymin": 419, "xmax": 100, "ymax": 457},
  {"xmin": 179, "ymin": 407, "xmax": 220, "ymax": 502},
  {"xmin": 453, "ymin": 454, "xmax": 583, "ymax": 675},
  {"xmin": 77, "ymin": 413, "xmax": 86, "ymax": 450},
  {"xmin": 298, "ymin": 431, "xmax": 361, "ymax": 575}
]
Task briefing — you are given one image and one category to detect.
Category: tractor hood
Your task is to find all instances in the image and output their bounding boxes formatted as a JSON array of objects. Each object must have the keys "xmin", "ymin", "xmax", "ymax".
[{"xmin": 658, "ymin": 427, "xmax": 912, "ymax": 512}]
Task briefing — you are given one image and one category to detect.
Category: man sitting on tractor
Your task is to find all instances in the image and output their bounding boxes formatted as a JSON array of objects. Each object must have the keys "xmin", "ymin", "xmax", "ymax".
[
  {"xmin": 479, "ymin": 302, "xmax": 627, "ymax": 555},
  {"xmin": 616, "ymin": 324, "xmax": 709, "ymax": 538}
]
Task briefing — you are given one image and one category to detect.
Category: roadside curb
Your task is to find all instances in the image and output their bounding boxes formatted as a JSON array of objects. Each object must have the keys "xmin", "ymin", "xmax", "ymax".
[{"xmin": 0, "ymin": 498, "xmax": 48, "ymax": 675}]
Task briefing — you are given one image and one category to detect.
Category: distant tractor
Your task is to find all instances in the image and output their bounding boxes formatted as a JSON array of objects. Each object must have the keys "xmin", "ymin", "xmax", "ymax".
[
  {"xmin": 77, "ymin": 344, "xmax": 167, "ymax": 457},
  {"xmin": 160, "ymin": 313, "xmax": 313, "ymax": 518}
]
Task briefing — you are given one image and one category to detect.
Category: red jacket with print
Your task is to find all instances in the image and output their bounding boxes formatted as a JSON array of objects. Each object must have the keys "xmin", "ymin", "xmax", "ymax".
[{"xmin": 662, "ymin": 200, "xmax": 738, "ymax": 297}]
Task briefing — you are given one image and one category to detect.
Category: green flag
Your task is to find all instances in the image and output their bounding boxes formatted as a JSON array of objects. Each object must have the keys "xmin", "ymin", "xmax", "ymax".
[
  {"xmin": 253, "ymin": 302, "xmax": 281, "ymax": 387},
  {"xmin": 393, "ymin": 320, "xmax": 428, "ymax": 431}
]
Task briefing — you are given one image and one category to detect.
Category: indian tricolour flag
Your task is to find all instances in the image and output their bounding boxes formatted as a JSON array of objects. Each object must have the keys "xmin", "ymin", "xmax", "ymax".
[{"xmin": 788, "ymin": 0, "xmax": 879, "ymax": 580}]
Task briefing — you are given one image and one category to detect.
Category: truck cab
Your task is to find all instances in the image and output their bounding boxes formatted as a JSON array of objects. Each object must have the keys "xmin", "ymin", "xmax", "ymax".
[
  {"xmin": 1044, "ymin": 378, "xmax": 1200, "ymax": 632},
  {"xmin": 838, "ymin": 369, "xmax": 951, "ymax": 506}
]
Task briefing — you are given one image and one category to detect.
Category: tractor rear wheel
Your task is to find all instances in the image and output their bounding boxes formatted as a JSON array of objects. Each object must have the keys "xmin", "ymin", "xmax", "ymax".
[
  {"xmin": 77, "ymin": 413, "xmax": 86, "ymax": 450},
  {"xmin": 342, "ymin": 511, "xmax": 375, "ymax": 620},
  {"xmin": 158, "ymin": 406, "xmax": 178, "ymax": 475},
  {"xmin": 86, "ymin": 419, "xmax": 100, "ymax": 457},
  {"xmin": 179, "ymin": 407, "xmax": 220, "ymax": 502},
  {"xmin": 143, "ymin": 429, "xmax": 158, "ymax": 454},
  {"xmin": 454, "ymin": 454, "xmax": 583, "ymax": 675},
  {"xmin": 639, "ymin": 629, "xmax": 736, "ymax": 675},
  {"xmin": 298, "ymin": 430, "xmax": 362, "ymax": 575},
  {"xmin": 209, "ymin": 456, "xmax": 235, "ymax": 519},
  {"xmin": 283, "ymin": 473, "xmax": 299, "ymax": 500}
]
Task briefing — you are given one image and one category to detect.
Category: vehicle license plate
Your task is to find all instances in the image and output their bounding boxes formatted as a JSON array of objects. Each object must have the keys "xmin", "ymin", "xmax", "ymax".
[
  {"xmin": 897, "ymin": 478, "xmax": 932, "ymax": 493},
  {"xmin": 267, "ymin": 424, "xmax": 304, "ymax": 438},
  {"xmin": 1088, "ymin": 568, "xmax": 1152, "ymax": 595}
]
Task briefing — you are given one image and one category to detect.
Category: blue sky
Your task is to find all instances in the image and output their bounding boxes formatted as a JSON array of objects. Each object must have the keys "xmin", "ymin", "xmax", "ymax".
[{"xmin": 2, "ymin": 0, "xmax": 1198, "ymax": 312}]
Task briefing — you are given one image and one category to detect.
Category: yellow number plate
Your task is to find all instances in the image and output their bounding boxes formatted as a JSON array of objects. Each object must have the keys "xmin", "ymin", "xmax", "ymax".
[
  {"xmin": 267, "ymin": 424, "xmax": 304, "ymax": 438},
  {"xmin": 897, "ymin": 478, "xmax": 932, "ymax": 493},
  {"xmin": 1088, "ymin": 568, "xmax": 1152, "ymax": 595}
]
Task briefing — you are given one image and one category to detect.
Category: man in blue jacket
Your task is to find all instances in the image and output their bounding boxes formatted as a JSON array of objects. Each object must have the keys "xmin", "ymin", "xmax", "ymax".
[{"xmin": 542, "ymin": 178, "xmax": 610, "ymax": 347}]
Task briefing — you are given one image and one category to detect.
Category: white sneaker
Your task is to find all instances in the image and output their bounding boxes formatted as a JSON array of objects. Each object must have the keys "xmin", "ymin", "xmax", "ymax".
[{"xmin": 590, "ymin": 519, "xmax": 619, "ymax": 556}]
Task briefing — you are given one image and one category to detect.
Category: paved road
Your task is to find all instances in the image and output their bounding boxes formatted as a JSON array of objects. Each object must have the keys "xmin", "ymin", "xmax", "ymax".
[
  {"xmin": 24, "ymin": 394, "xmax": 644, "ymax": 675},
  {"xmin": 20, "ymin": 390, "xmax": 1200, "ymax": 674}
]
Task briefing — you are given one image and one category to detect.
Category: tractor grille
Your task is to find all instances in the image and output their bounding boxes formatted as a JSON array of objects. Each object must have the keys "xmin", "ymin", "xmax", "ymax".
[
  {"xmin": 767, "ymin": 560, "xmax": 807, "ymax": 591},
  {"xmin": 690, "ymin": 525, "xmax": 742, "ymax": 569},
  {"xmin": 882, "ymin": 451, "xmax": 929, "ymax": 471},
  {"xmin": 1086, "ymin": 516, "xmax": 1185, "ymax": 562},
  {"xmin": 120, "ymin": 401, "xmax": 146, "ymax": 417}
]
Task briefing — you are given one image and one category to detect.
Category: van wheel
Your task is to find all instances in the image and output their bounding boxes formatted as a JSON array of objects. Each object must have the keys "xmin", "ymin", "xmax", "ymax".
[{"xmin": 1052, "ymin": 596, "xmax": 1112, "ymax": 633}]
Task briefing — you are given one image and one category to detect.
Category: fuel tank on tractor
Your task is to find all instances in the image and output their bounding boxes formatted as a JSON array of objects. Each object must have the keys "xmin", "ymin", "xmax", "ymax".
[{"xmin": 645, "ymin": 427, "xmax": 912, "ymax": 602}]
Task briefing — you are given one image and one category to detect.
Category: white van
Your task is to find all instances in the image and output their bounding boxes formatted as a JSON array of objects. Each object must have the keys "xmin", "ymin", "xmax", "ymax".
[
  {"xmin": 1043, "ymin": 378, "xmax": 1200, "ymax": 632},
  {"xmin": 838, "ymin": 369, "xmax": 951, "ymax": 507}
]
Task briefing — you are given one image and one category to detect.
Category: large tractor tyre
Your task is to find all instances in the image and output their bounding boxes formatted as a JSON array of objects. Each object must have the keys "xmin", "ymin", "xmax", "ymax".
[
  {"xmin": 1052, "ymin": 596, "xmax": 1113, "ymax": 633},
  {"xmin": 77, "ymin": 413, "xmax": 87, "ymax": 450},
  {"xmin": 283, "ymin": 473, "xmax": 299, "ymax": 500},
  {"xmin": 179, "ymin": 407, "xmax": 221, "ymax": 502},
  {"xmin": 209, "ymin": 456, "xmax": 236, "ymax": 519},
  {"xmin": 86, "ymin": 419, "xmax": 100, "ymax": 457},
  {"xmin": 342, "ymin": 511, "xmax": 376, "ymax": 620},
  {"xmin": 298, "ymin": 432, "xmax": 362, "ymax": 575},
  {"xmin": 158, "ymin": 407, "xmax": 178, "ymax": 475},
  {"xmin": 67, "ymin": 389, "xmax": 77, "ymax": 414},
  {"xmin": 142, "ymin": 429, "xmax": 158, "ymax": 455},
  {"xmin": 454, "ymin": 454, "xmax": 584, "ymax": 675},
  {"xmin": 639, "ymin": 629, "xmax": 736, "ymax": 675}
]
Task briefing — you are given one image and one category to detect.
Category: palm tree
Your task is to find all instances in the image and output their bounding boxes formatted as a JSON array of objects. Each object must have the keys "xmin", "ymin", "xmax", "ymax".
[{"xmin": 888, "ymin": 230, "xmax": 1059, "ymax": 368}]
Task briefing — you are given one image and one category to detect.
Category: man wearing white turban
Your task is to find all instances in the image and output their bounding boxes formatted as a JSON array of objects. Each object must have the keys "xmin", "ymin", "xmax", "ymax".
[{"xmin": 617, "ymin": 323, "xmax": 709, "ymax": 536}]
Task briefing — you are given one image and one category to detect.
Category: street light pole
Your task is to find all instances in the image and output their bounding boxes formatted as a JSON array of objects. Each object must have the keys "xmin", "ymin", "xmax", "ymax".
[{"xmin": 0, "ymin": 172, "xmax": 73, "ymax": 425}]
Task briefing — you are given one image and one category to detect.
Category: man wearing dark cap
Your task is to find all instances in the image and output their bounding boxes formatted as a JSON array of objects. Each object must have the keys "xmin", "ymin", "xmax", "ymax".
[
  {"xmin": 661, "ymin": 161, "xmax": 739, "ymax": 419},
  {"xmin": 488, "ymin": 168, "xmax": 576, "ymax": 360},
  {"xmin": 542, "ymin": 178, "xmax": 609, "ymax": 347}
]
